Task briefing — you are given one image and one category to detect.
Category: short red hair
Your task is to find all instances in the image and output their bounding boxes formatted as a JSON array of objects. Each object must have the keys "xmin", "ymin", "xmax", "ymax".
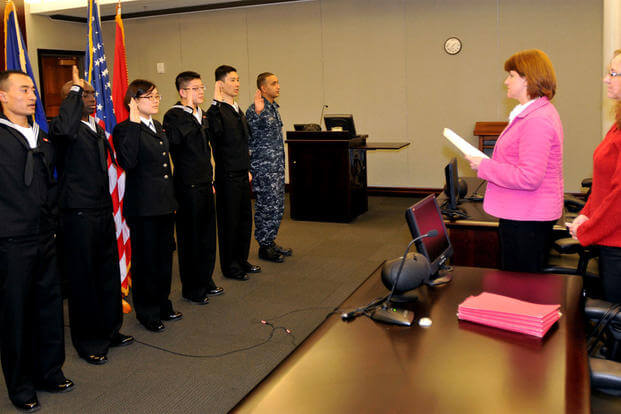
[{"xmin": 504, "ymin": 49, "xmax": 556, "ymax": 100}]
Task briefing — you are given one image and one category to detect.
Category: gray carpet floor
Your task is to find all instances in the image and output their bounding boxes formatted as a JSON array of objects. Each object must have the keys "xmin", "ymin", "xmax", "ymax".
[{"xmin": 0, "ymin": 195, "xmax": 420, "ymax": 414}]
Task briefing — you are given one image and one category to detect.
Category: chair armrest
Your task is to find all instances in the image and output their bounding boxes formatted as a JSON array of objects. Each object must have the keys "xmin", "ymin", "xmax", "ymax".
[
  {"xmin": 590, "ymin": 357, "xmax": 621, "ymax": 395},
  {"xmin": 552, "ymin": 238, "xmax": 584, "ymax": 255},
  {"xmin": 585, "ymin": 298, "xmax": 621, "ymax": 323},
  {"xmin": 564, "ymin": 194, "xmax": 585, "ymax": 213},
  {"xmin": 582, "ymin": 178, "xmax": 593, "ymax": 189}
]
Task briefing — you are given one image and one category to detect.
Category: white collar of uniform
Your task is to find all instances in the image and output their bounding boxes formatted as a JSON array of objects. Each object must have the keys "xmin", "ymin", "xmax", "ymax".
[
  {"xmin": 0, "ymin": 117, "xmax": 38, "ymax": 148},
  {"xmin": 172, "ymin": 104, "xmax": 202, "ymax": 122},
  {"xmin": 140, "ymin": 116, "xmax": 156, "ymax": 132},
  {"xmin": 81, "ymin": 115, "xmax": 97, "ymax": 133},
  {"xmin": 508, "ymin": 98, "xmax": 538, "ymax": 124},
  {"xmin": 225, "ymin": 101, "xmax": 239, "ymax": 112}
]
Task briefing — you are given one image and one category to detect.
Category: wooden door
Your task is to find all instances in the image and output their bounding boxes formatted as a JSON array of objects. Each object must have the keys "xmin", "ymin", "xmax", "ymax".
[{"xmin": 37, "ymin": 50, "xmax": 84, "ymax": 119}]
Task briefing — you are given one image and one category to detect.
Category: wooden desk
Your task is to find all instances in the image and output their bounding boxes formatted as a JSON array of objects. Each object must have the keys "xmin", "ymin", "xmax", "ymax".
[
  {"xmin": 441, "ymin": 178, "xmax": 570, "ymax": 268},
  {"xmin": 361, "ymin": 142, "xmax": 410, "ymax": 150},
  {"xmin": 233, "ymin": 266, "xmax": 589, "ymax": 414}
]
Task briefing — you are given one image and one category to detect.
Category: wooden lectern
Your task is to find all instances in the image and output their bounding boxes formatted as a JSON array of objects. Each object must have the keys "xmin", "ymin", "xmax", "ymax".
[{"xmin": 474, "ymin": 121, "xmax": 508, "ymax": 157}]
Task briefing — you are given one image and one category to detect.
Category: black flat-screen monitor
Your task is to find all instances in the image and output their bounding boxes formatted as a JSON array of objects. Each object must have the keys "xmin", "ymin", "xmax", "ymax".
[
  {"xmin": 444, "ymin": 158, "xmax": 460, "ymax": 210},
  {"xmin": 324, "ymin": 114, "xmax": 356, "ymax": 137},
  {"xmin": 405, "ymin": 195, "xmax": 453, "ymax": 277}
]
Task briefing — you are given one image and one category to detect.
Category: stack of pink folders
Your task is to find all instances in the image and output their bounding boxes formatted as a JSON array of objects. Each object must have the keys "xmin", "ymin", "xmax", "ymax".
[{"xmin": 458, "ymin": 292, "xmax": 561, "ymax": 338}]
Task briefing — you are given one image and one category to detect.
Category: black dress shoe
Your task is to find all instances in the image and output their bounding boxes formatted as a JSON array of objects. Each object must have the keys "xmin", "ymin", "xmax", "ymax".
[
  {"xmin": 161, "ymin": 310, "xmax": 183, "ymax": 321},
  {"xmin": 274, "ymin": 243, "xmax": 293, "ymax": 256},
  {"xmin": 243, "ymin": 262, "xmax": 262, "ymax": 273},
  {"xmin": 81, "ymin": 354, "xmax": 107, "ymax": 365},
  {"xmin": 183, "ymin": 295, "xmax": 209, "ymax": 305},
  {"xmin": 12, "ymin": 396, "xmax": 40, "ymax": 412},
  {"xmin": 40, "ymin": 379, "xmax": 74, "ymax": 393},
  {"xmin": 110, "ymin": 333, "xmax": 135, "ymax": 347},
  {"xmin": 224, "ymin": 272, "xmax": 249, "ymax": 281},
  {"xmin": 259, "ymin": 245, "xmax": 284, "ymax": 263},
  {"xmin": 142, "ymin": 320, "xmax": 165, "ymax": 332},
  {"xmin": 206, "ymin": 286, "xmax": 224, "ymax": 296}
]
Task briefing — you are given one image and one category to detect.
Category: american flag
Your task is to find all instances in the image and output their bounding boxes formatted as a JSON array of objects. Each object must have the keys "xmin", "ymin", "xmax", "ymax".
[{"xmin": 85, "ymin": 0, "xmax": 132, "ymax": 301}]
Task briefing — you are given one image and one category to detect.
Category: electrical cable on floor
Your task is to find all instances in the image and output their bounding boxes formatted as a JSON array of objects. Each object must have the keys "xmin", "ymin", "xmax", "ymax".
[
  {"xmin": 64, "ymin": 303, "xmax": 392, "ymax": 359},
  {"xmin": 64, "ymin": 306, "xmax": 346, "ymax": 359},
  {"xmin": 133, "ymin": 319, "xmax": 298, "ymax": 359}
]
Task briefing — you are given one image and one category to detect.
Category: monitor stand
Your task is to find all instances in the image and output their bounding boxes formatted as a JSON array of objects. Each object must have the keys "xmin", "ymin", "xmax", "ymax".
[{"xmin": 426, "ymin": 266, "xmax": 454, "ymax": 287}]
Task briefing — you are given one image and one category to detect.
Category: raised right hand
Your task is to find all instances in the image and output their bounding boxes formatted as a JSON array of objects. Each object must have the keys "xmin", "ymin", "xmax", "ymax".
[
  {"xmin": 71, "ymin": 65, "xmax": 86, "ymax": 89},
  {"xmin": 213, "ymin": 81, "xmax": 224, "ymax": 102},
  {"xmin": 128, "ymin": 98, "xmax": 140, "ymax": 123},
  {"xmin": 185, "ymin": 87, "xmax": 194, "ymax": 110},
  {"xmin": 254, "ymin": 90, "xmax": 264, "ymax": 114}
]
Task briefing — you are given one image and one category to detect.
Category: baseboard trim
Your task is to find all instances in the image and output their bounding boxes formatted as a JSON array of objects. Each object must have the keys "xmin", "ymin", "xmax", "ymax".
[
  {"xmin": 366, "ymin": 186, "xmax": 441, "ymax": 197},
  {"xmin": 281, "ymin": 185, "xmax": 584, "ymax": 199}
]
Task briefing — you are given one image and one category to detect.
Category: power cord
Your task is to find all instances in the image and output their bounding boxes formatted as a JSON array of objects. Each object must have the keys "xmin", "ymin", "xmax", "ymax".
[
  {"xmin": 338, "ymin": 295, "xmax": 388, "ymax": 322},
  {"xmin": 134, "ymin": 320, "xmax": 296, "ymax": 358}
]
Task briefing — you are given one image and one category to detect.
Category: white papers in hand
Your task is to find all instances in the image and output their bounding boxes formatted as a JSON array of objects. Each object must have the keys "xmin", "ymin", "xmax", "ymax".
[{"xmin": 443, "ymin": 128, "xmax": 490, "ymax": 159}]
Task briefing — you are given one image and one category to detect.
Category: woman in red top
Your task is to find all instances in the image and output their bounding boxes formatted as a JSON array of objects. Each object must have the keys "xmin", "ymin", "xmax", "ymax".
[{"xmin": 569, "ymin": 52, "xmax": 621, "ymax": 302}]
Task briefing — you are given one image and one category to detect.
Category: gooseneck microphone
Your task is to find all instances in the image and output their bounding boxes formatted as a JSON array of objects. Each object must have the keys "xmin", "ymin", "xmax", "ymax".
[
  {"xmin": 384, "ymin": 229, "xmax": 438, "ymax": 305},
  {"xmin": 341, "ymin": 229, "xmax": 439, "ymax": 325},
  {"xmin": 368, "ymin": 229, "xmax": 438, "ymax": 326},
  {"xmin": 319, "ymin": 104, "xmax": 328, "ymax": 129}
]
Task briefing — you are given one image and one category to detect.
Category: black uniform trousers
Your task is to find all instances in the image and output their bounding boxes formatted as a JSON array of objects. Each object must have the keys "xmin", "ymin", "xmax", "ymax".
[
  {"xmin": 0, "ymin": 232, "xmax": 65, "ymax": 405},
  {"xmin": 598, "ymin": 245, "xmax": 621, "ymax": 303},
  {"xmin": 498, "ymin": 219, "xmax": 555, "ymax": 273},
  {"xmin": 176, "ymin": 183, "xmax": 217, "ymax": 299},
  {"xmin": 60, "ymin": 209, "xmax": 122, "ymax": 357},
  {"xmin": 215, "ymin": 171, "xmax": 252, "ymax": 277},
  {"xmin": 127, "ymin": 214, "xmax": 175, "ymax": 323}
]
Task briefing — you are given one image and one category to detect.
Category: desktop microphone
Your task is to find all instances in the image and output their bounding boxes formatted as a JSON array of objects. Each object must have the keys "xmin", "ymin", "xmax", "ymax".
[
  {"xmin": 319, "ymin": 104, "xmax": 328, "ymax": 129},
  {"xmin": 384, "ymin": 229, "xmax": 437, "ymax": 305},
  {"xmin": 341, "ymin": 230, "xmax": 438, "ymax": 325},
  {"xmin": 370, "ymin": 230, "xmax": 438, "ymax": 326}
]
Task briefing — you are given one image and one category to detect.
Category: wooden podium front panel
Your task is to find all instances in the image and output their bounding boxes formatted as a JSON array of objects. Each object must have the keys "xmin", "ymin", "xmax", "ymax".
[
  {"xmin": 286, "ymin": 134, "xmax": 368, "ymax": 222},
  {"xmin": 288, "ymin": 140, "xmax": 351, "ymax": 222}
]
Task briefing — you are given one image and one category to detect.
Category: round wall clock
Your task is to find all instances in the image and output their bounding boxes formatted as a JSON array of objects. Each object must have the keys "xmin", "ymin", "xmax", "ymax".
[{"xmin": 444, "ymin": 37, "xmax": 462, "ymax": 55}]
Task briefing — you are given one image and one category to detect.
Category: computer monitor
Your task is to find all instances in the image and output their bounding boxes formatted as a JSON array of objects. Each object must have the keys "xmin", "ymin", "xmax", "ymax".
[
  {"xmin": 444, "ymin": 158, "xmax": 460, "ymax": 210},
  {"xmin": 405, "ymin": 195, "xmax": 453, "ymax": 278},
  {"xmin": 324, "ymin": 114, "xmax": 356, "ymax": 137}
]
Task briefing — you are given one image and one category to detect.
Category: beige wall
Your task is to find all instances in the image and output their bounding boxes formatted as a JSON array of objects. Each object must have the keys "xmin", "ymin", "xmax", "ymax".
[
  {"xmin": 25, "ymin": 13, "xmax": 85, "ymax": 88},
  {"xmin": 27, "ymin": 0, "xmax": 602, "ymax": 192}
]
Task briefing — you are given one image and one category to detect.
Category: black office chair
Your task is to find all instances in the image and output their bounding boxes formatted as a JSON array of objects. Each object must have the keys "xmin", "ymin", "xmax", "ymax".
[
  {"xmin": 586, "ymin": 298, "xmax": 621, "ymax": 396},
  {"xmin": 543, "ymin": 178, "xmax": 601, "ymax": 296}
]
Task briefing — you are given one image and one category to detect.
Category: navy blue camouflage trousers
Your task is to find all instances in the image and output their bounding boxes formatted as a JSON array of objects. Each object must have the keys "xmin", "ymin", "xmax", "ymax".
[{"xmin": 253, "ymin": 170, "xmax": 285, "ymax": 247}]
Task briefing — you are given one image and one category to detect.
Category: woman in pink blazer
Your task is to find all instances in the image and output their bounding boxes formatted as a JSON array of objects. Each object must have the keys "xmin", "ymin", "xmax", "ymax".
[{"xmin": 466, "ymin": 49, "xmax": 564, "ymax": 272}]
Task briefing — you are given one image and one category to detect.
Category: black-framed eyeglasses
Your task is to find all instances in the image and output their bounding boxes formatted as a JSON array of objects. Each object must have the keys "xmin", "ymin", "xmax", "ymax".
[{"xmin": 137, "ymin": 95, "xmax": 162, "ymax": 102}]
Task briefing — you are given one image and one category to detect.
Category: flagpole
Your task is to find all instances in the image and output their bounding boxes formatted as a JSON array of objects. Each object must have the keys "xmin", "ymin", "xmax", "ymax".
[{"xmin": 87, "ymin": 0, "xmax": 94, "ymax": 83}]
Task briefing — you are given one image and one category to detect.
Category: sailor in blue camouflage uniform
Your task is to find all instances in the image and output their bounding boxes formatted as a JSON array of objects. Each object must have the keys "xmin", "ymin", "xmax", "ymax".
[{"xmin": 246, "ymin": 72, "xmax": 292, "ymax": 262}]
